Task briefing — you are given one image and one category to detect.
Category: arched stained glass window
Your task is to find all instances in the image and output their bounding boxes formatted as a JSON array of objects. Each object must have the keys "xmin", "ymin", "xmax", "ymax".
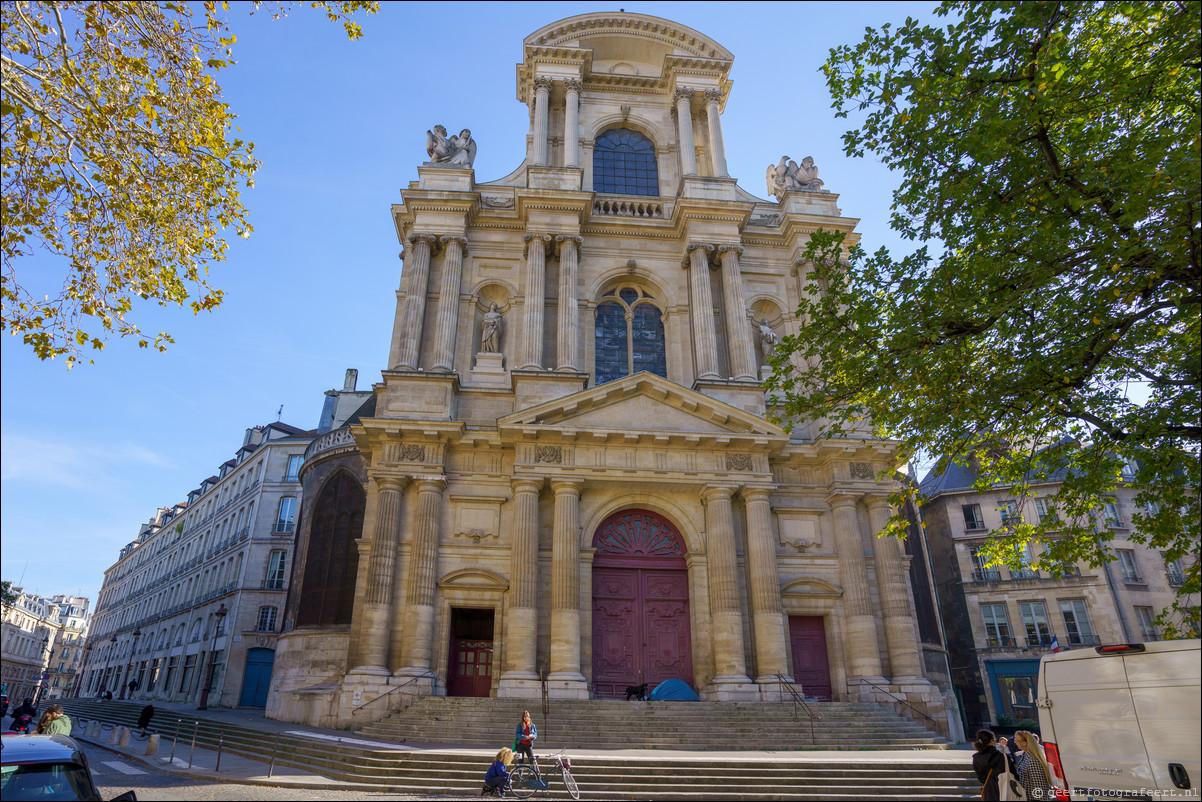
[
  {"xmin": 593, "ymin": 129, "xmax": 659, "ymax": 196},
  {"xmin": 594, "ymin": 285, "xmax": 667, "ymax": 385}
]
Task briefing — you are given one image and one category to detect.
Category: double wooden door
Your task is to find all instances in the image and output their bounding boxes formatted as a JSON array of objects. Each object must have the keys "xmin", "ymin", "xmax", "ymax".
[{"xmin": 592, "ymin": 567, "xmax": 692, "ymax": 698}]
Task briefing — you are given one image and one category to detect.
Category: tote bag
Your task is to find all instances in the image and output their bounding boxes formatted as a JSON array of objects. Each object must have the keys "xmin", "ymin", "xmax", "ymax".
[{"xmin": 999, "ymin": 761, "xmax": 1028, "ymax": 802}]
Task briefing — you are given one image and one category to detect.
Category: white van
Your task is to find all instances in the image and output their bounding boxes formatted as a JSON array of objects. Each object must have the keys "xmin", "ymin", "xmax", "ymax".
[{"xmin": 1037, "ymin": 639, "xmax": 1201, "ymax": 801}]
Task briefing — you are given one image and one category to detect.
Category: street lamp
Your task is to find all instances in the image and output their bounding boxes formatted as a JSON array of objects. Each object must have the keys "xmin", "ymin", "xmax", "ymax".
[
  {"xmin": 106, "ymin": 635, "xmax": 117, "ymax": 697},
  {"xmin": 120, "ymin": 627, "xmax": 142, "ymax": 699},
  {"xmin": 76, "ymin": 643, "xmax": 93, "ymax": 698},
  {"xmin": 197, "ymin": 604, "xmax": 227, "ymax": 711}
]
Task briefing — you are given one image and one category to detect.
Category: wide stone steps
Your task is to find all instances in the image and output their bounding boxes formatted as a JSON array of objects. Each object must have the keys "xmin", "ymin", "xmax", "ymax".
[
  {"xmin": 60, "ymin": 701, "xmax": 975, "ymax": 798},
  {"xmin": 356, "ymin": 697, "xmax": 950, "ymax": 750}
]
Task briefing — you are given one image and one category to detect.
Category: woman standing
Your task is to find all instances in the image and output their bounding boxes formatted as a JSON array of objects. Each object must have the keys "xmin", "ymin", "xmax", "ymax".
[
  {"xmin": 972, "ymin": 729, "xmax": 1014, "ymax": 801},
  {"xmin": 1012, "ymin": 730, "xmax": 1056, "ymax": 799},
  {"xmin": 514, "ymin": 710, "xmax": 537, "ymax": 766}
]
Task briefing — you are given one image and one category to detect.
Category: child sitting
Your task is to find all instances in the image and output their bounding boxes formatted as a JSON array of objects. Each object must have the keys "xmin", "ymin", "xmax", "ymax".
[{"xmin": 482, "ymin": 747, "xmax": 514, "ymax": 797}]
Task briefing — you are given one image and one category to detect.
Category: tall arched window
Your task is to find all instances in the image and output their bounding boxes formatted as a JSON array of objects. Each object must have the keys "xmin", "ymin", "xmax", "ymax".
[
  {"xmin": 297, "ymin": 471, "xmax": 365, "ymax": 627},
  {"xmin": 594, "ymin": 286, "xmax": 667, "ymax": 385},
  {"xmin": 593, "ymin": 129, "xmax": 658, "ymax": 196}
]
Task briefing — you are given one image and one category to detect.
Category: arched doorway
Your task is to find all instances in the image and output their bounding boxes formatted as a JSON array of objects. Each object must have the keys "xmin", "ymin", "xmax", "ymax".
[{"xmin": 591, "ymin": 509, "xmax": 692, "ymax": 698}]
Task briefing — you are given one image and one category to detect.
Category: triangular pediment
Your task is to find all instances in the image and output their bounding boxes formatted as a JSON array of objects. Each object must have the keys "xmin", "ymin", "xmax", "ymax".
[{"xmin": 499, "ymin": 372, "xmax": 786, "ymax": 441}]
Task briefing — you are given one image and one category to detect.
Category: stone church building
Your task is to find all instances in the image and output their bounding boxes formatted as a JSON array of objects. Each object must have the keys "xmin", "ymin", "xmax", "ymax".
[{"xmin": 268, "ymin": 12, "xmax": 949, "ymax": 731}]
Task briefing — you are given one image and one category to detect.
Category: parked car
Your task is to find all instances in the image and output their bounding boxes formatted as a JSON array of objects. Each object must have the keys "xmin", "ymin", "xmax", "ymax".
[
  {"xmin": 0, "ymin": 733, "xmax": 137, "ymax": 801},
  {"xmin": 1037, "ymin": 639, "xmax": 1201, "ymax": 801}
]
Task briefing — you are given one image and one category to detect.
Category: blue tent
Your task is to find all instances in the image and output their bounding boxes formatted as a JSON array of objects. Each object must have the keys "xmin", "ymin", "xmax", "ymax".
[{"xmin": 647, "ymin": 679, "xmax": 699, "ymax": 701}]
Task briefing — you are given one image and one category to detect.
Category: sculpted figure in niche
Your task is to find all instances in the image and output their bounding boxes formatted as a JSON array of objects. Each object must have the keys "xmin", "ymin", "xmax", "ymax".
[
  {"xmin": 758, "ymin": 318, "xmax": 779, "ymax": 361},
  {"xmin": 766, "ymin": 155, "xmax": 824, "ymax": 200},
  {"xmin": 481, "ymin": 303, "xmax": 503, "ymax": 352},
  {"xmin": 426, "ymin": 125, "xmax": 476, "ymax": 167}
]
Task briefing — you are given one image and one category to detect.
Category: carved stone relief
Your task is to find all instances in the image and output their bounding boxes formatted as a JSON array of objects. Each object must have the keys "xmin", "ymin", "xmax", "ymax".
[
  {"xmin": 533, "ymin": 446, "xmax": 563, "ymax": 464},
  {"xmin": 850, "ymin": 462, "xmax": 874, "ymax": 479},
  {"xmin": 726, "ymin": 454, "xmax": 754, "ymax": 472}
]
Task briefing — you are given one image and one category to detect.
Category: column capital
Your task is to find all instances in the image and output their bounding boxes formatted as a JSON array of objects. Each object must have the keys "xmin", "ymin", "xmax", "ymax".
[
  {"xmin": 407, "ymin": 231, "xmax": 440, "ymax": 249},
  {"xmin": 554, "ymin": 234, "xmax": 583, "ymax": 254},
  {"xmin": 739, "ymin": 485, "xmax": 774, "ymax": 504},
  {"xmin": 864, "ymin": 493, "xmax": 895, "ymax": 514},
  {"xmin": 718, "ymin": 244, "xmax": 745, "ymax": 257},
  {"xmin": 563, "ymin": 78, "xmax": 583, "ymax": 94},
  {"xmin": 375, "ymin": 476, "xmax": 411, "ymax": 493},
  {"xmin": 512, "ymin": 477, "xmax": 544, "ymax": 495},
  {"xmin": 532, "ymin": 76, "xmax": 554, "ymax": 93},
  {"xmin": 673, "ymin": 86, "xmax": 694, "ymax": 105},
  {"xmin": 701, "ymin": 484, "xmax": 738, "ymax": 504},
  {"xmin": 703, "ymin": 88, "xmax": 724, "ymax": 108},
  {"xmin": 414, "ymin": 476, "xmax": 447, "ymax": 494},
  {"xmin": 524, "ymin": 232, "xmax": 553, "ymax": 252},
  {"xmin": 825, "ymin": 491, "xmax": 862, "ymax": 510},
  {"xmin": 681, "ymin": 241, "xmax": 715, "ymax": 269},
  {"xmin": 439, "ymin": 234, "xmax": 468, "ymax": 251},
  {"xmin": 550, "ymin": 478, "xmax": 584, "ymax": 496}
]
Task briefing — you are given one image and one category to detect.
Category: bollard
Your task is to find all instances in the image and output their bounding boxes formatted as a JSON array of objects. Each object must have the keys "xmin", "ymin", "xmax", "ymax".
[
  {"xmin": 187, "ymin": 721, "xmax": 198, "ymax": 770},
  {"xmin": 267, "ymin": 733, "xmax": 280, "ymax": 778},
  {"xmin": 169, "ymin": 719, "xmax": 183, "ymax": 762},
  {"xmin": 114, "ymin": 726, "xmax": 131, "ymax": 747},
  {"xmin": 88, "ymin": 720, "xmax": 102, "ymax": 738},
  {"xmin": 214, "ymin": 732, "xmax": 224, "ymax": 773},
  {"xmin": 145, "ymin": 733, "xmax": 160, "ymax": 756}
]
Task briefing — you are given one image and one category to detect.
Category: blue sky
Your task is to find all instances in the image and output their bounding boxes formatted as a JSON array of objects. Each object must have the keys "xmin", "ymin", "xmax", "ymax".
[{"xmin": 0, "ymin": 2, "xmax": 938, "ymax": 604}]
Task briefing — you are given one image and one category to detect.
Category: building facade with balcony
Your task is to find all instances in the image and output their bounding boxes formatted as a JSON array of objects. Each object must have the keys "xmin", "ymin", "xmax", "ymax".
[
  {"xmin": 267, "ymin": 11, "xmax": 951, "ymax": 734},
  {"xmin": 920, "ymin": 457, "xmax": 1187, "ymax": 731},
  {"xmin": 82, "ymin": 421, "xmax": 314, "ymax": 708},
  {"xmin": 1, "ymin": 588, "xmax": 74, "ymax": 703},
  {"xmin": 44, "ymin": 595, "xmax": 90, "ymax": 700}
]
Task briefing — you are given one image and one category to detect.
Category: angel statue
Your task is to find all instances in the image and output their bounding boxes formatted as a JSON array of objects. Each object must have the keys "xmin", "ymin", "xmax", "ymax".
[
  {"xmin": 426, "ymin": 125, "xmax": 477, "ymax": 167},
  {"xmin": 766, "ymin": 155, "xmax": 824, "ymax": 200}
]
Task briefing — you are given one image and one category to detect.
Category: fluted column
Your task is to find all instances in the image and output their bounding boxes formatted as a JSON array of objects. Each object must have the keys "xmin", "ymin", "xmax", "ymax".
[
  {"xmin": 563, "ymin": 79, "xmax": 581, "ymax": 168},
  {"xmin": 866, "ymin": 495, "xmax": 925, "ymax": 681},
  {"xmin": 531, "ymin": 76, "xmax": 552, "ymax": 166},
  {"xmin": 555, "ymin": 235, "xmax": 582, "ymax": 371},
  {"xmin": 520, "ymin": 234, "xmax": 551, "ymax": 369},
  {"xmin": 399, "ymin": 477, "xmax": 445, "ymax": 674},
  {"xmin": 394, "ymin": 234, "xmax": 437, "ymax": 369},
  {"xmin": 719, "ymin": 245, "xmax": 756, "ymax": 380},
  {"xmin": 742, "ymin": 486, "xmax": 789, "ymax": 681},
  {"xmin": 502, "ymin": 479, "xmax": 542, "ymax": 686},
  {"xmin": 683, "ymin": 242, "xmax": 720, "ymax": 379},
  {"xmin": 430, "ymin": 236, "xmax": 467, "ymax": 372},
  {"xmin": 703, "ymin": 89, "xmax": 729, "ymax": 177},
  {"xmin": 828, "ymin": 494, "xmax": 885, "ymax": 680},
  {"xmin": 674, "ymin": 87, "xmax": 697, "ymax": 176},
  {"xmin": 701, "ymin": 485, "xmax": 750, "ymax": 683},
  {"xmin": 354, "ymin": 477, "xmax": 408, "ymax": 673},
  {"xmin": 549, "ymin": 479, "xmax": 586, "ymax": 685}
]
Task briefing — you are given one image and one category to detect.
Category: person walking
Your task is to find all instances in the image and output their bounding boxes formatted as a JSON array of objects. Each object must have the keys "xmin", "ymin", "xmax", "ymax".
[
  {"xmin": 34, "ymin": 704, "xmax": 72, "ymax": 736},
  {"xmin": 481, "ymin": 747, "xmax": 513, "ymax": 797},
  {"xmin": 513, "ymin": 710, "xmax": 537, "ymax": 767},
  {"xmin": 136, "ymin": 703, "xmax": 155, "ymax": 735},
  {"xmin": 1011, "ymin": 730, "xmax": 1055, "ymax": 799},
  {"xmin": 973, "ymin": 729, "xmax": 1015, "ymax": 801}
]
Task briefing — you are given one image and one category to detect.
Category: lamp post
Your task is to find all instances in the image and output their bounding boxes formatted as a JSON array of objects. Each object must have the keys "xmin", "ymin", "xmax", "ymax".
[
  {"xmin": 76, "ymin": 642, "xmax": 93, "ymax": 698},
  {"xmin": 106, "ymin": 635, "xmax": 117, "ymax": 697},
  {"xmin": 120, "ymin": 627, "xmax": 142, "ymax": 699},
  {"xmin": 197, "ymin": 604, "xmax": 227, "ymax": 710}
]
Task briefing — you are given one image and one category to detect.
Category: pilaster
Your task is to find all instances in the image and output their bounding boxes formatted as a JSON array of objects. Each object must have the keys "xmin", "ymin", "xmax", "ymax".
[
  {"xmin": 701, "ymin": 485, "xmax": 755, "ymax": 698},
  {"xmin": 828, "ymin": 493, "xmax": 885, "ymax": 684},
  {"xmin": 548, "ymin": 479, "xmax": 588, "ymax": 696}
]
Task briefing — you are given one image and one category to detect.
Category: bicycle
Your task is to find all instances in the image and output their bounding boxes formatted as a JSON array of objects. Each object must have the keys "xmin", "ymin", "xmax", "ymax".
[{"xmin": 508, "ymin": 750, "xmax": 580, "ymax": 800}]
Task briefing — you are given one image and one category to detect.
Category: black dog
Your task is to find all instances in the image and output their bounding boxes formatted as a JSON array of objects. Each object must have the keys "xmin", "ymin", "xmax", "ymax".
[{"xmin": 625, "ymin": 683, "xmax": 648, "ymax": 701}]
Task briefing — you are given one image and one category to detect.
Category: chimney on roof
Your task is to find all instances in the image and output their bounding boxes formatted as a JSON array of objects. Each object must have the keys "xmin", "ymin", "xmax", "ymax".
[{"xmin": 344, "ymin": 368, "xmax": 358, "ymax": 392}]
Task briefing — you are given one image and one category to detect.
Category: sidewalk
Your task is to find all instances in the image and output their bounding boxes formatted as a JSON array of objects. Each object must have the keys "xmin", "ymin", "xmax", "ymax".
[{"xmin": 16, "ymin": 702, "xmax": 974, "ymax": 791}]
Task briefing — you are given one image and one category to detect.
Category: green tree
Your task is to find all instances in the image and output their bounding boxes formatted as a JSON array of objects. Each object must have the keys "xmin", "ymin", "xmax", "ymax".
[
  {"xmin": 1, "ymin": 1, "xmax": 376, "ymax": 367},
  {"xmin": 769, "ymin": 1, "xmax": 1199, "ymax": 634},
  {"xmin": 1, "ymin": 579, "xmax": 16, "ymax": 607}
]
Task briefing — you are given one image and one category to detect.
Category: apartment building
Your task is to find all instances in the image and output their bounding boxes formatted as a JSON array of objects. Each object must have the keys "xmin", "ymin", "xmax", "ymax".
[{"xmin": 1, "ymin": 588, "xmax": 82, "ymax": 703}]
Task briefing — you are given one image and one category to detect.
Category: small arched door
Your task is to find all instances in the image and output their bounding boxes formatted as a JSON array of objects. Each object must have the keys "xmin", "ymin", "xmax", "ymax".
[
  {"xmin": 239, "ymin": 648, "xmax": 274, "ymax": 707},
  {"xmin": 591, "ymin": 509, "xmax": 692, "ymax": 698}
]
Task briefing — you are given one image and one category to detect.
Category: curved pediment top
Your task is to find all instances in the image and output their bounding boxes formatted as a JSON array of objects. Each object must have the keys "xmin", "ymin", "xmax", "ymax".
[
  {"xmin": 524, "ymin": 13, "xmax": 733, "ymax": 62},
  {"xmin": 498, "ymin": 372, "xmax": 786, "ymax": 439},
  {"xmin": 437, "ymin": 568, "xmax": 509, "ymax": 591},
  {"xmin": 781, "ymin": 575, "xmax": 844, "ymax": 597}
]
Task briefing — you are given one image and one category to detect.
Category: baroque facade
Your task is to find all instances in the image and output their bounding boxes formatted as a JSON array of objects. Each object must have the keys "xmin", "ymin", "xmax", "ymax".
[
  {"xmin": 920, "ymin": 457, "xmax": 1192, "ymax": 730},
  {"xmin": 270, "ymin": 12, "xmax": 948, "ymax": 731},
  {"xmin": 83, "ymin": 421, "xmax": 315, "ymax": 708}
]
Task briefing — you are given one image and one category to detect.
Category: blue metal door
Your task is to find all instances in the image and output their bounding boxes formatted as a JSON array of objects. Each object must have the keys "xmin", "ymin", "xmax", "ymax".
[{"xmin": 239, "ymin": 648, "xmax": 275, "ymax": 707}]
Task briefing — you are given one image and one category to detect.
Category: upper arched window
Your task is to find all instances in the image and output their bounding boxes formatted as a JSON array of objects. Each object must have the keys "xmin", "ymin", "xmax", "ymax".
[
  {"xmin": 593, "ymin": 129, "xmax": 658, "ymax": 196},
  {"xmin": 594, "ymin": 286, "xmax": 667, "ymax": 385}
]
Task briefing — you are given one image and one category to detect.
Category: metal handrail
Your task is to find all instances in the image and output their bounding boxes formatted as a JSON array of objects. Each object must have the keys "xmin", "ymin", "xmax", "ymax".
[
  {"xmin": 349, "ymin": 670, "xmax": 434, "ymax": 716},
  {"xmin": 854, "ymin": 677, "xmax": 935, "ymax": 722},
  {"xmin": 773, "ymin": 674, "xmax": 819, "ymax": 744}
]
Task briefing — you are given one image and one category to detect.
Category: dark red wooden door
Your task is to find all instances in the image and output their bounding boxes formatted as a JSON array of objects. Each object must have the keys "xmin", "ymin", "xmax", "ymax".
[
  {"xmin": 591, "ymin": 510, "xmax": 692, "ymax": 699},
  {"xmin": 788, "ymin": 615, "xmax": 833, "ymax": 700},
  {"xmin": 447, "ymin": 608, "xmax": 494, "ymax": 697}
]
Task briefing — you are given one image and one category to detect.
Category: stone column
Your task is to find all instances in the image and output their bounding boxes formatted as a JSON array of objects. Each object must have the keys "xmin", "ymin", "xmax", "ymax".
[
  {"xmin": 674, "ymin": 87, "xmax": 697, "ymax": 176},
  {"xmin": 399, "ymin": 477, "xmax": 445, "ymax": 675},
  {"xmin": 701, "ymin": 485, "xmax": 751, "ymax": 686},
  {"xmin": 549, "ymin": 480, "xmax": 586, "ymax": 689},
  {"xmin": 501, "ymin": 479, "xmax": 541, "ymax": 691},
  {"xmin": 741, "ymin": 486, "xmax": 789, "ymax": 682},
  {"xmin": 430, "ymin": 236, "xmax": 466, "ymax": 373},
  {"xmin": 683, "ymin": 242, "xmax": 720, "ymax": 380},
  {"xmin": 718, "ymin": 245, "xmax": 756, "ymax": 380},
  {"xmin": 531, "ymin": 76, "xmax": 552, "ymax": 166},
  {"xmin": 555, "ymin": 235, "xmax": 582, "ymax": 371},
  {"xmin": 866, "ymin": 495, "xmax": 925, "ymax": 681},
  {"xmin": 520, "ymin": 233, "xmax": 551, "ymax": 369},
  {"xmin": 563, "ymin": 79, "xmax": 581, "ymax": 168},
  {"xmin": 703, "ymin": 89, "xmax": 729, "ymax": 177},
  {"xmin": 353, "ymin": 476, "xmax": 408, "ymax": 674},
  {"xmin": 394, "ymin": 234, "xmax": 437, "ymax": 369},
  {"xmin": 828, "ymin": 494, "xmax": 885, "ymax": 681}
]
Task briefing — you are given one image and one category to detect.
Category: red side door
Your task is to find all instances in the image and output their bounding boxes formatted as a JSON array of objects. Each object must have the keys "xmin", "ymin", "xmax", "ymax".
[{"xmin": 788, "ymin": 615, "xmax": 833, "ymax": 700}]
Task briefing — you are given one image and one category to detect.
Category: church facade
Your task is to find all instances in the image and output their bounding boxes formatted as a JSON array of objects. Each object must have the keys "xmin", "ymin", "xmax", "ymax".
[{"xmin": 268, "ymin": 12, "xmax": 948, "ymax": 732}]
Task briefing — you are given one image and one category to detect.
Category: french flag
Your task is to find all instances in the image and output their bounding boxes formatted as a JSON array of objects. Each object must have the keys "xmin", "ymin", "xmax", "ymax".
[{"xmin": 1051, "ymin": 635, "xmax": 1061, "ymax": 653}]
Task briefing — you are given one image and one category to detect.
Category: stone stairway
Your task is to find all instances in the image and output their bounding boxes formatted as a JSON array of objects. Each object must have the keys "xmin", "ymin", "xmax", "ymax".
[
  {"xmin": 357, "ymin": 696, "xmax": 951, "ymax": 751},
  {"xmin": 59, "ymin": 700, "xmax": 978, "ymax": 799}
]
